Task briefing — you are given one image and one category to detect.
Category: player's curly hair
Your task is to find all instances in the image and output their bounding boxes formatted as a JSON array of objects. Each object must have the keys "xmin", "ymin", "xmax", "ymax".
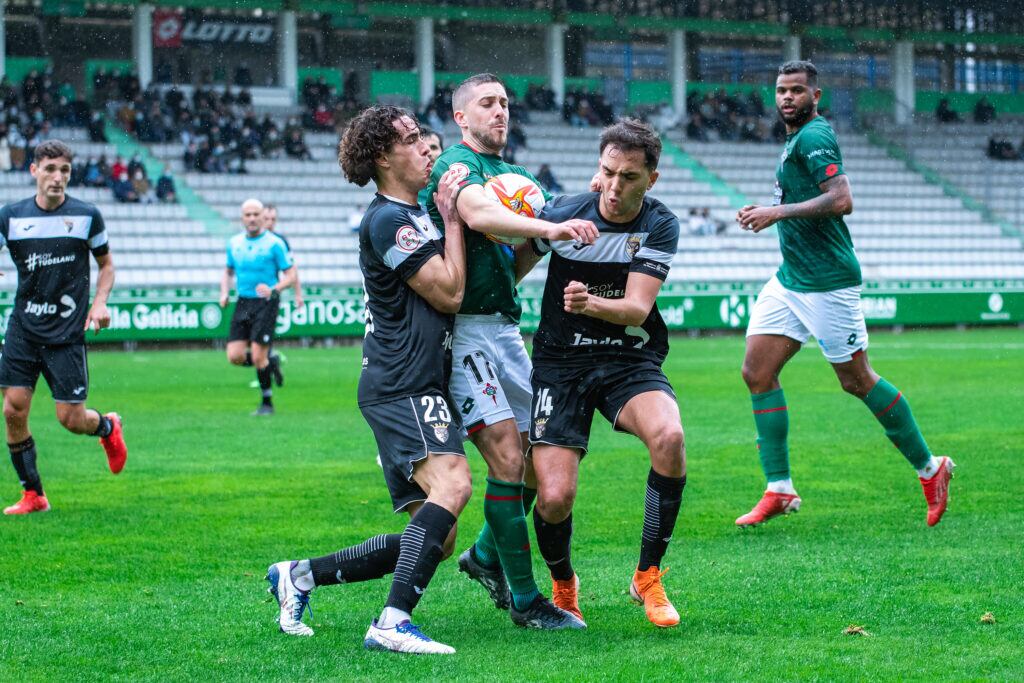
[
  {"xmin": 34, "ymin": 139, "xmax": 74, "ymax": 163},
  {"xmin": 337, "ymin": 105, "xmax": 414, "ymax": 187},
  {"xmin": 599, "ymin": 118, "xmax": 662, "ymax": 171}
]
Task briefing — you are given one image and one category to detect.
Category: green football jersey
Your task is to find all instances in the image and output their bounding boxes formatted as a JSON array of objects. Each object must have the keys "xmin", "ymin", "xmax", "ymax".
[
  {"xmin": 773, "ymin": 116, "xmax": 862, "ymax": 292},
  {"xmin": 425, "ymin": 142, "xmax": 552, "ymax": 322}
]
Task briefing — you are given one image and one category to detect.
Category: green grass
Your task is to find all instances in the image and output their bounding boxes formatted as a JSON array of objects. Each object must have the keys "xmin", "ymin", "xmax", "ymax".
[{"xmin": 1, "ymin": 328, "xmax": 1021, "ymax": 681}]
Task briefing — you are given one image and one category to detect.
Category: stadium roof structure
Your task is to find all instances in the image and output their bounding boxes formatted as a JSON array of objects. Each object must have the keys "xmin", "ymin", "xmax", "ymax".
[{"xmin": 34, "ymin": 0, "xmax": 1023, "ymax": 47}]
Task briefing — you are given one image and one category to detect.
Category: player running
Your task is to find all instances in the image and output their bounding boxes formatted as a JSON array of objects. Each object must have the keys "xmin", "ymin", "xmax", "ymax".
[
  {"xmin": 220, "ymin": 199, "xmax": 294, "ymax": 415},
  {"xmin": 520, "ymin": 119, "xmax": 687, "ymax": 628},
  {"xmin": 734, "ymin": 60, "xmax": 954, "ymax": 528},
  {"xmin": 266, "ymin": 106, "xmax": 470, "ymax": 654},
  {"xmin": 423, "ymin": 73, "xmax": 595, "ymax": 629},
  {"xmin": 0, "ymin": 140, "xmax": 127, "ymax": 515}
]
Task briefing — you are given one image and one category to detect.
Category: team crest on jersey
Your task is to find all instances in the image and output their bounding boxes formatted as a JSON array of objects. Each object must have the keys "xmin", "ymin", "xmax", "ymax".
[
  {"xmin": 625, "ymin": 234, "xmax": 642, "ymax": 259},
  {"xmin": 431, "ymin": 422, "xmax": 450, "ymax": 442},
  {"xmin": 63, "ymin": 218, "xmax": 75, "ymax": 232},
  {"xmin": 482, "ymin": 383, "xmax": 498, "ymax": 405},
  {"xmin": 395, "ymin": 225, "xmax": 423, "ymax": 252},
  {"xmin": 534, "ymin": 418, "xmax": 547, "ymax": 438},
  {"xmin": 448, "ymin": 162, "xmax": 471, "ymax": 182}
]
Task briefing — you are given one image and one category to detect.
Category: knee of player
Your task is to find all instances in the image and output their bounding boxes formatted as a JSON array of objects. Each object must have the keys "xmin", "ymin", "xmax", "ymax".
[
  {"xmin": 536, "ymin": 484, "xmax": 575, "ymax": 521},
  {"xmin": 227, "ymin": 350, "xmax": 246, "ymax": 365},
  {"xmin": 652, "ymin": 424, "xmax": 685, "ymax": 456},
  {"xmin": 56, "ymin": 409, "xmax": 83, "ymax": 432},
  {"xmin": 740, "ymin": 362, "xmax": 768, "ymax": 390},
  {"xmin": 837, "ymin": 374, "xmax": 869, "ymax": 397},
  {"xmin": 3, "ymin": 402, "xmax": 29, "ymax": 423}
]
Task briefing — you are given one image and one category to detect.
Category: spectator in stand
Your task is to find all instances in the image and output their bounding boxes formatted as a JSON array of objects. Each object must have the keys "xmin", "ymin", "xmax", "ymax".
[
  {"xmin": 156, "ymin": 165, "xmax": 177, "ymax": 203},
  {"xmin": 132, "ymin": 169, "xmax": 154, "ymax": 203},
  {"xmin": 687, "ymin": 208, "xmax": 705, "ymax": 235},
  {"xmin": 112, "ymin": 172, "xmax": 138, "ymax": 202},
  {"xmin": 0, "ymin": 130, "xmax": 10, "ymax": 172},
  {"xmin": 687, "ymin": 113, "xmax": 709, "ymax": 141},
  {"xmin": 536, "ymin": 163, "xmax": 564, "ymax": 194},
  {"xmin": 156, "ymin": 59, "xmax": 173, "ymax": 84},
  {"xmin": 974, "ymin": 96, "xmax": 996, "ymax": 124},
  {"xmin": 127, "ymin": 154, "xmax": 145, "ymax": 179},
  {"xmin": 234, "ymin": 61, "xmax": 253, "ymax": 88},
  {"xmin": 284, "ymin": 129, "xmax": 312, "ymax": 160},
  {"xmin": 987, "ymin": 137, "xmax": 1017, "ymax": 160},
  {"xmin": 88, "ymin": 111, "xmax": 107, "ymax": 142},
  {"xmin": 111, "ymin": 155, "xmax": 128, "ymax": 182},
  {"xmin": 936, "ymin": 98, "xmax": 961, "ymax": 123},
  {"xmin": 702, "ymin": 207, "xmax": 726, "ymax": 235},
  {"xmin": 83, "ymin": 157, "xmax": 105, "ymax": 186}
]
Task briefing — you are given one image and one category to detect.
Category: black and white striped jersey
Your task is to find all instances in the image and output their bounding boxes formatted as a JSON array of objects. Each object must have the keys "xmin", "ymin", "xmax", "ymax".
[
  {"xmin": 531, "ymin": 192, "xmax": 678, "ymax": 366},
  {"xmin": 0, "ymin": 195, "xmax": 109, "ymax": 345}
]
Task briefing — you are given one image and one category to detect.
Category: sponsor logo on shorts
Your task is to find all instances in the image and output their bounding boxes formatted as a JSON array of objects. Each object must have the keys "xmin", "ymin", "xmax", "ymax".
[
  {"xmin": 431, "ymin": 421, "xmax": 450, "ymax": 442},
  {"xmin": 847, "ymin": 333, "xmax": 857, "ymax": 345},
  {"xmin": 73, "ymin": 386, "xmax": 85, "ymax": 396},
  {"xmin": 395, "ymin": 225, "xmax": 423, "ymax": 253}
]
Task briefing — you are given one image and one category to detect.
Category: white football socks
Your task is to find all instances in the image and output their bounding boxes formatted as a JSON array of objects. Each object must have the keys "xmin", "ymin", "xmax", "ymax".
[
  {"xmin": 767, "ymin": 478, "xmax": 797, "ymax": 495},
  {"xmin": 917, "ymin": 456, "xmax": 941, "ymax": 479},
  {"xmin": 378, "ymin": 606, "xmax": 412, "ymax": 629}
]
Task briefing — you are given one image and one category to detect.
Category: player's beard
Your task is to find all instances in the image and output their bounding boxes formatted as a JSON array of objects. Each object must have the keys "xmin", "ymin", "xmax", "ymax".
[
  {"xmin": 778, "ymin": 100, "xmax": 814, "ymax": 127},
  {"xmin": 472, "ymin": 124, "xmax": 507, "ymax": 153}
]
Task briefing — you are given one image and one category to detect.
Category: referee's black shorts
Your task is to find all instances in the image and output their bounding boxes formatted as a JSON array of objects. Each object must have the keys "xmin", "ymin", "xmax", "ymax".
[{"xmin": 228, "ymin": 294, "xmax": 279, "ymax": 345}]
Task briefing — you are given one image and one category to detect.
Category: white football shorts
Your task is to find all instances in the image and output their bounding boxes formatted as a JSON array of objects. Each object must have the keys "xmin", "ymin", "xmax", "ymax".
[
  {"xmin": 450, "ymin": 313, "xmax": 533, "ymax": 436},
  {"xmin": 746, "ymin": 274, "xmax": 868, "ymax": 364}
]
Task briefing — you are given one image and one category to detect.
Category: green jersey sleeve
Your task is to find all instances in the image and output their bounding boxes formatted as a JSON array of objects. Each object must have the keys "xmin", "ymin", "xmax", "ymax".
[{"xmin": 796, "ymin": 122, "xmax": 844, "ymax": 185}]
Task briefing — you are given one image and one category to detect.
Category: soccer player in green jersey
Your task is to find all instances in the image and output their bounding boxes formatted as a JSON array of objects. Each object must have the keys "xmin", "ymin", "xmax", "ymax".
[
  {"xmin": 423, "ymin": 73, "xmax": 596, "ymax": 629},
  {"xmin": 734, "ymin": 61, "xmax": 954, "ymax": 528}
]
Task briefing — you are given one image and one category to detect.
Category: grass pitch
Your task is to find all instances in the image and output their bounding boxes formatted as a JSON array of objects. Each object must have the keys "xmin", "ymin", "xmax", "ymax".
[{"xmin": 0, "ymin": 328, "xmax": 1021, "ymax": 681}]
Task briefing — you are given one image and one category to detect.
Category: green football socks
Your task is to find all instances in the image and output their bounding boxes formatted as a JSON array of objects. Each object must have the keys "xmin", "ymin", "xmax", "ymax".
[
  {"xmin": 862, "ymin": 378, "xmax": 932, "ymax": 470},
  {"xmin": 473, "ymin": 486, "xmax": 536, "ymax": 569},
  {"xmin": 483, "ymin": 478, "xmax": 540, "ymax": 610},
  {"xmin": 752, "ymin": 388, "xmax": 790, "ymax": 482}
]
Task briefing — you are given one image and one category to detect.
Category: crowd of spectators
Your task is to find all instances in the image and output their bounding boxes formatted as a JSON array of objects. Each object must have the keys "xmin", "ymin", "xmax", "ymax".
[
  {"xmin": 107, "ymin": 84, "xmax": 316, "ymax": 174},
  {"xmin": 299, "ymin": 73, "xmax": 364, "ymax": 134},
  {"xmin": 682, "ymin": 90, "xmax": 780, "ymax": 143},
  {"xmin": 562, "ymin": 89, "xmax": 615, "ymax": 128},
  {"xmin": 937, "ymin": 96, "xmax": 998, "ymax": 125},
  {"xmin": 686, "ymin": 207, "xmax": 727, "ymax": 236},
  {"xmin": 0, "ymin": 69, "xmax": 98, "ymax": 172},
  {"xmin": 63, "ymin": 152, "xmax": 178, "ymax": 204}
]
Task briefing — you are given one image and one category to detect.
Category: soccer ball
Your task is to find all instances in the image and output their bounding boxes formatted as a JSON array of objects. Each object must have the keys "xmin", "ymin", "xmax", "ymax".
[{"xmin": 481, "ymin": 173, "xmax": 546, "ymax": 246}]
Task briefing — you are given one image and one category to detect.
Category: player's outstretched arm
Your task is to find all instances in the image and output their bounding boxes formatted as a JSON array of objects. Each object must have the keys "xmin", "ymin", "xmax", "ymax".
[
  {"xmin": 563, "ymin": 272, "xmax": 663, "ymax": 327},
  {"xmin": 456, "ymin": 184, "xmax": 599, "ymax": 244},
  {"xmin": 406, "ymin": 169, "xmax": 467, "ymax": 314},
  {"xmin": 737, "ymin": 175, "xmax": 853, "ymax": 233},
  {"xmin": 219, "ymin": 267, "xmax": 234, "ymax": 308},
  {"xmin": 85, "ymin": 252, "xmax": 115, "ymax": 334}
]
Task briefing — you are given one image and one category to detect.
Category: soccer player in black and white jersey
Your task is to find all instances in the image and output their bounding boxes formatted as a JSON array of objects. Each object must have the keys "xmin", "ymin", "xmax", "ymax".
[
  {"xmin": 519, "ymin": 119, "xmax": 687, "ymax": 628},
  {"xmin": 0, "ymin": 140, "xmax": 127, "ymax": 515},
  {"xmin": 265, "ymin": 106, "xmax": 471, "ymax": 654}
]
